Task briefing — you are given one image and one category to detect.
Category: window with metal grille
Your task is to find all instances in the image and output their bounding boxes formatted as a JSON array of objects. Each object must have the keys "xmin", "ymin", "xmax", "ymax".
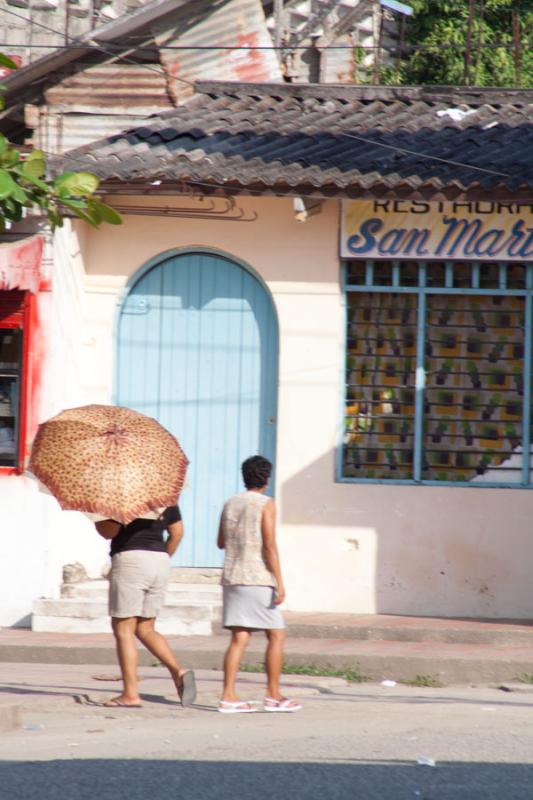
[
  {"xmin": 0, "ymin": 291, "xmax": 29, "ymax": 470},
  {"xmin": 340, "ymin": 260, "xmax": 532, "ymax": 487}
]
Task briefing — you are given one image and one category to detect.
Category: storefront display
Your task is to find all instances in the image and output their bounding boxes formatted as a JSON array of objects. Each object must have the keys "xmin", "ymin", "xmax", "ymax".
[{"xmin": 340, "ymin": 201, "xmax": 533, "ymax": 486}]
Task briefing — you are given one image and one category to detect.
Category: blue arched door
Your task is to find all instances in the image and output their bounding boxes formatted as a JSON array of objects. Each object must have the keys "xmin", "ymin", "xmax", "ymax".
[{"xmin": 116, "ymin": 251, "xmax": 278, "ymax": 567}]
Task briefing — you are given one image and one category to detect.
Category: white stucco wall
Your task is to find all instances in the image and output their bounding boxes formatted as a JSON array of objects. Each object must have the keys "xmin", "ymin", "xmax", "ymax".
[
  {"xmin": 2, "ymin": 195, "xmax": 532, "ymax": 624},
  {"xmin": 0, "ymin": 227, "xmax": 109, "ymax": 627}
]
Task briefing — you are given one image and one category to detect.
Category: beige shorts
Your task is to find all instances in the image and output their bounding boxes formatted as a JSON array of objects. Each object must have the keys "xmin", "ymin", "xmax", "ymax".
[{"xmin": 109, "ymin": 550, "xmax": 170, "ymax": 618}]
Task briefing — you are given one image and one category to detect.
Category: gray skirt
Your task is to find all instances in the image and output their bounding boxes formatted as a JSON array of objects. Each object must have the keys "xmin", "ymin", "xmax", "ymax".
[{"xmin": 223, "ymin": 585, "xmax": 285, "ymax": 631}]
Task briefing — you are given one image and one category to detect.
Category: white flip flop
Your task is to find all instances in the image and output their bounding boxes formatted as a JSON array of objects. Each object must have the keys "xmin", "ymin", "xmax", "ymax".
[
  {"xmin": 264, "ymin": 697, "xmax": 302, "ymax": 713},
  {"xmin": 218, "ymin": 700, "xmax": 257, "ymax": 714}
]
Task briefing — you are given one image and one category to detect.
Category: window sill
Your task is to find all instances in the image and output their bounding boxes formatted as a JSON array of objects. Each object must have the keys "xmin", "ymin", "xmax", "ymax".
[
  {"xmin": 0, "ymin": 466, "xmax": 21, "ymax": 476},
  {"xmin": 336, "ymin": 476, "xmax": 533, "ymax": 489}
]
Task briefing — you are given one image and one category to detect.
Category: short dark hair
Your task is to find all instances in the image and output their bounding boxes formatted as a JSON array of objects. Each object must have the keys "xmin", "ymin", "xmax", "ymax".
[{"xmin": 242, "ymin": 455, "xmax": 272, "ymax": 489}]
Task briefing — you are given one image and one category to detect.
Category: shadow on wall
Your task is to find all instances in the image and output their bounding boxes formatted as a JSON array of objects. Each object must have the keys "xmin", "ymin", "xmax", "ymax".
[
  {"xmin": 279, "ymin": 448, "xmax": 533, "ymax": 618},
  {"xmin": 2, "ymin": 759, "xmax": 533, "ymax": 800}
]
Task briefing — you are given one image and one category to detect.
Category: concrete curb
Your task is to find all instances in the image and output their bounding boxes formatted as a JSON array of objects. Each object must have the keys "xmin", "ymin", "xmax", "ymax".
[
  {"xmin": 3, "ymin": 639, "xmax": 533, "ymax": 685},
  {"xmin": 287, "ymin": 622, "xmax": 533, "ymax": 646}
]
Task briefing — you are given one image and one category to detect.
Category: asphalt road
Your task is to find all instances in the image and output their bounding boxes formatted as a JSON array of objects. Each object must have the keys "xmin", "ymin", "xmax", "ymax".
[{"xmin": 1, "ymin": 667, "xmax": 533, "ymax": 799}]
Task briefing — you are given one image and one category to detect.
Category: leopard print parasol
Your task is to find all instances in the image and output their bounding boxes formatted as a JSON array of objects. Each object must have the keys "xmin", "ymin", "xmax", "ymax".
[{"xmin": 29, "ymin": 404, "xmax": 188, "ymax": 524}]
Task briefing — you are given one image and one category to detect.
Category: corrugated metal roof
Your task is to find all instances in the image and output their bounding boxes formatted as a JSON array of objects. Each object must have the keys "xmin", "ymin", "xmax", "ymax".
[
  {"xmin": 44, "ymin": 64, "xmax": 173, "ymax": 112},
  {"xmin": 154, "ymin": 0, "xmax": 281, "ymax": 103},
  {"xmin": 3, "ymin": 0, "xmax": 281, "ymax": 152}
]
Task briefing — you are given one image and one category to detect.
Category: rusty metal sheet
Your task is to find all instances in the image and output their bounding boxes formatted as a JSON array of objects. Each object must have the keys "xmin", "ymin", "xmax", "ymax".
[
  {"xmin": 44, "ymin": 64, "xmax": 173, "ymax": 112},
  {"xmin": 154, "ymin": 0, "xmax": 282, "ymax": 104}
]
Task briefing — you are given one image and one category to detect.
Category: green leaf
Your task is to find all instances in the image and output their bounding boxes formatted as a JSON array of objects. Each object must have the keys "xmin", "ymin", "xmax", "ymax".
[
  {"xmin": 0, "ymin": 148, "xmax": 21, "ymax": 169},
  {"xmin": 3, "ymin": 200, "xmax": 23, "ymax": 222},
  {"xmin": 68, "ymin": 206, "xmax": 100, "ymax": 227},
  {"xmin": 0, "ymin": 134, "xmax": 7, "ymax": 156},
  {"xmin": 0, "ymin": 53, "xmax": 18, "ymax": 70},
  {"xmin": 10, "ymin": 181, "xmax": 28, "ymax": 204},
  {"xmin": 83, "ymin": 199, "xmax": 104, "ymax": 224},
  {"xmin": 0, "ymin": 168, "xmax": 18, "ymax": 199},
  {"xmin": 19, "ymin": 171, "xmax": 51, "ymax": 193},
  {"xmin": 58, "ymin": 198, "xmax": 101, "ymax": 227},
  {"xmin": 53, "ymin": 171, "xmax": 99, "ymax": 197},
  {"xmin": 60, "ymin": 198, "xmax": 87, "ymax": 210},
  {"xmin": 88, "ymin": 199, "xmax": 122, "ymax": 225},
  {"xmin": 21, "ymin": 150, "xmax": 46, "ymax": 179},
  {"xmin": 57, "ymin": 187, "xmax": 75, "ymax": 200}
]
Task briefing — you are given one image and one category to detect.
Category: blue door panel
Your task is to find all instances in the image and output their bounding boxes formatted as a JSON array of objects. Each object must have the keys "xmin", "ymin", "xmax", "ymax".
[{"xmin": 116, "ymin": 252, "xmax": 278, "ymax": 567}]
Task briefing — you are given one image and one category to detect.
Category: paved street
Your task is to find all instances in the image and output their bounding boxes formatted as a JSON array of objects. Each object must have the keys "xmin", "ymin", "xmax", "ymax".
[{"xmin": 1, "ymin": 664, "xmax": 533, "ymax": 799}]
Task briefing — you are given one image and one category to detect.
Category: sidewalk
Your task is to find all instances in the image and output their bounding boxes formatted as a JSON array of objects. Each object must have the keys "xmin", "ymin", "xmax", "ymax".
[
  {"xmin": 2, "ymin": 612, "xmax": 533, "ymax": 696},
  {"xmin": 0, "ymin": 660, "xmax": 351, "ymax": 734}
]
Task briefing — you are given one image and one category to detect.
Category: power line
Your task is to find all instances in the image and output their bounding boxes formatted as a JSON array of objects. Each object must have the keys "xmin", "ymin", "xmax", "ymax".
[
  {"xmin": 0, "ymin": 3, "xmax": 516, "ymax": 182},
  {"xmin": 0, "ymin": 40, "xmax": 530, "ymax": 53},
  {"xmin": 339, "ymin": 132, "xmax": 509, "ymax": 178},
  {"xmin": 0, "ymin": 6, "xmax": 530, "ymax": 54}
]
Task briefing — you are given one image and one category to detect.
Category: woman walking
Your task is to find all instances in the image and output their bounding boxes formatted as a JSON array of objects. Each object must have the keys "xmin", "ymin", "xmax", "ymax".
[
  {"xmin": 96, "ymin": 506, "xmax": 196, "ymax": 708},
  {"xmin": 217, "ymin": 455, "xmax": 301, "ymax": 714}
]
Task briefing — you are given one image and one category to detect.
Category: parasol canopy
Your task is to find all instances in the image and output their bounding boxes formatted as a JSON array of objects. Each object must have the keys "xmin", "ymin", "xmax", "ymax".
[{"xmin": 29, "ymin": 404, "xmax": 188, "ymax": 524}]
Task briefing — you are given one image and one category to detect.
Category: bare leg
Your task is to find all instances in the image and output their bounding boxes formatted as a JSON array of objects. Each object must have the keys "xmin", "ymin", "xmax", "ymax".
[
  {"xmin": 135, "ymin": 617, "xmax": 186, "ymax": 692},
  {"xmin": 265, "ymin": 628, "xmax": 285, "ymax": 700},
  {"xmin": 107, "ymin": 616, "xmax": 141, "ymax": 705},
  {"xmin": 222, "ymin": 628, "xmax": 251, "ymax": 702}
]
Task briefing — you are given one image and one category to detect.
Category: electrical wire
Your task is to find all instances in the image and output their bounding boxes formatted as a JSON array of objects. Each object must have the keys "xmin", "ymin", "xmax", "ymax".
[
  {"xmin": 0, "ymin": 4, "xmax": 517, "ymax": 180},
  {"xmin": 338, "ymin": 132, "xmax": 509, "ymax": 178},
  {"xmin": 0, "ymin": 5, "xmax": 530, "ymax": 53},
  {"xmin": 0, "ymin": 41, "xmax": 529, "ymax": 52}
]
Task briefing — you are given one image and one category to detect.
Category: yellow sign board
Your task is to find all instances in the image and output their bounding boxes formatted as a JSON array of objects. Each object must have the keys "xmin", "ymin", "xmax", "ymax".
[{"xmin": 341, "ymin": 199, "xmax": 533, "ymax": 261}]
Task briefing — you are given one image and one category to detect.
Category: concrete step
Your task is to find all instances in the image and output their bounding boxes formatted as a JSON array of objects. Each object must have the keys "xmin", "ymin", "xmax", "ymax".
[
  {"xmin": 36, "ymin": 571, "xmax": 224, "ymax": 635},
  {"xmin": 169, "ymin": 568, "xmax": 222, "ymax": 584},
  {"xmin": 61, "ymin": 580, "xmax": 223, "ymax": 605},
  {"xmin": 32, "ymin": 599, "xmax": 221, "ymax": 636},
  {"xmin": 285, "ymin": 614, "xmax": 533, "ymax": 647}
]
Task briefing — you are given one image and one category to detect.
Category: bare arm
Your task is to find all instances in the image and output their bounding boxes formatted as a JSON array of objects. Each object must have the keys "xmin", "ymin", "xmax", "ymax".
[
  {"xmin": 217, "ymin": 515, "xmax": 225, "ymax": 550},
  {"xmin": 95, "ymin": 520, "xmax": 120, "ymax": 540},
  {"xmin": 261, "ymin": 499, "xmax": 285, "ymax": 605},
  {"xmin": 165, "ymin": 520, "xmax": 184, "ymax": 557}
]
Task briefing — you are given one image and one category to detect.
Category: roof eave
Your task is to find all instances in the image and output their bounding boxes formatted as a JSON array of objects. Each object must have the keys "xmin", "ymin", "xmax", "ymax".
[{"xmin": 97, "ymin": 177, "xmax": 533, "ymax": 203}]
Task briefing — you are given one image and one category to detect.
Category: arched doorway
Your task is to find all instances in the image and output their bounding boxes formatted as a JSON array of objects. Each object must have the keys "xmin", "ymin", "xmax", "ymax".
[{"xmin": 116, "ymin": 250, "xmax": 279, "ymax": 567}]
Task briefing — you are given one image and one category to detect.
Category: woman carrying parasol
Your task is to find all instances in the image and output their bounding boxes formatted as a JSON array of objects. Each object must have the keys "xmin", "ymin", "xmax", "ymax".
[
  {"xmin": 30, "ymin": 403, "xmax": 196, "ymax": 708},
  {"xmin": 96, "ymin": 509, "xmax": 196, "ymax": 708}
]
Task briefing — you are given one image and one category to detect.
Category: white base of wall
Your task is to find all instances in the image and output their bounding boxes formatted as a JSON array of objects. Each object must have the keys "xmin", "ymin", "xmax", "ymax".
[
  {"xmin": 32, "ymin": 580, "xmax": 223, "ymax": 635},
  {"xmin": 32, "ymin": 609, "xmax": 214, "ymax": 636}
]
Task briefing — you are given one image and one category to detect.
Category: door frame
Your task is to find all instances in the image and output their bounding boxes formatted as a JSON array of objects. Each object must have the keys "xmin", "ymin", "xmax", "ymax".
[{"xmin": 112, "ymin": 244, "xmax": 280, "ymax": 496}]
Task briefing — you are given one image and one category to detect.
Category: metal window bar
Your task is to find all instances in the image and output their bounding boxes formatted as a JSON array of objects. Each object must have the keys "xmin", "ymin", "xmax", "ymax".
[{"xmin": 341, "ymin": 260, "xmax": 533, "ymax": 488}]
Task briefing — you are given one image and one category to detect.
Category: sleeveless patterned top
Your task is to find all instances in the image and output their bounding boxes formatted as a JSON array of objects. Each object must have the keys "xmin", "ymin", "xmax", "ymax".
[{"xmin": 221, "ymin": 491, "xmax": 276, "ymax": 587}]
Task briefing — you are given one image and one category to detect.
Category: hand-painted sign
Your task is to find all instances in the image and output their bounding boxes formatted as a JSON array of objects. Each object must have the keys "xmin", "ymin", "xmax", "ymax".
[{"xmin": 341, "ymin": 199, "xmax": 533, "ymax": 261}]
